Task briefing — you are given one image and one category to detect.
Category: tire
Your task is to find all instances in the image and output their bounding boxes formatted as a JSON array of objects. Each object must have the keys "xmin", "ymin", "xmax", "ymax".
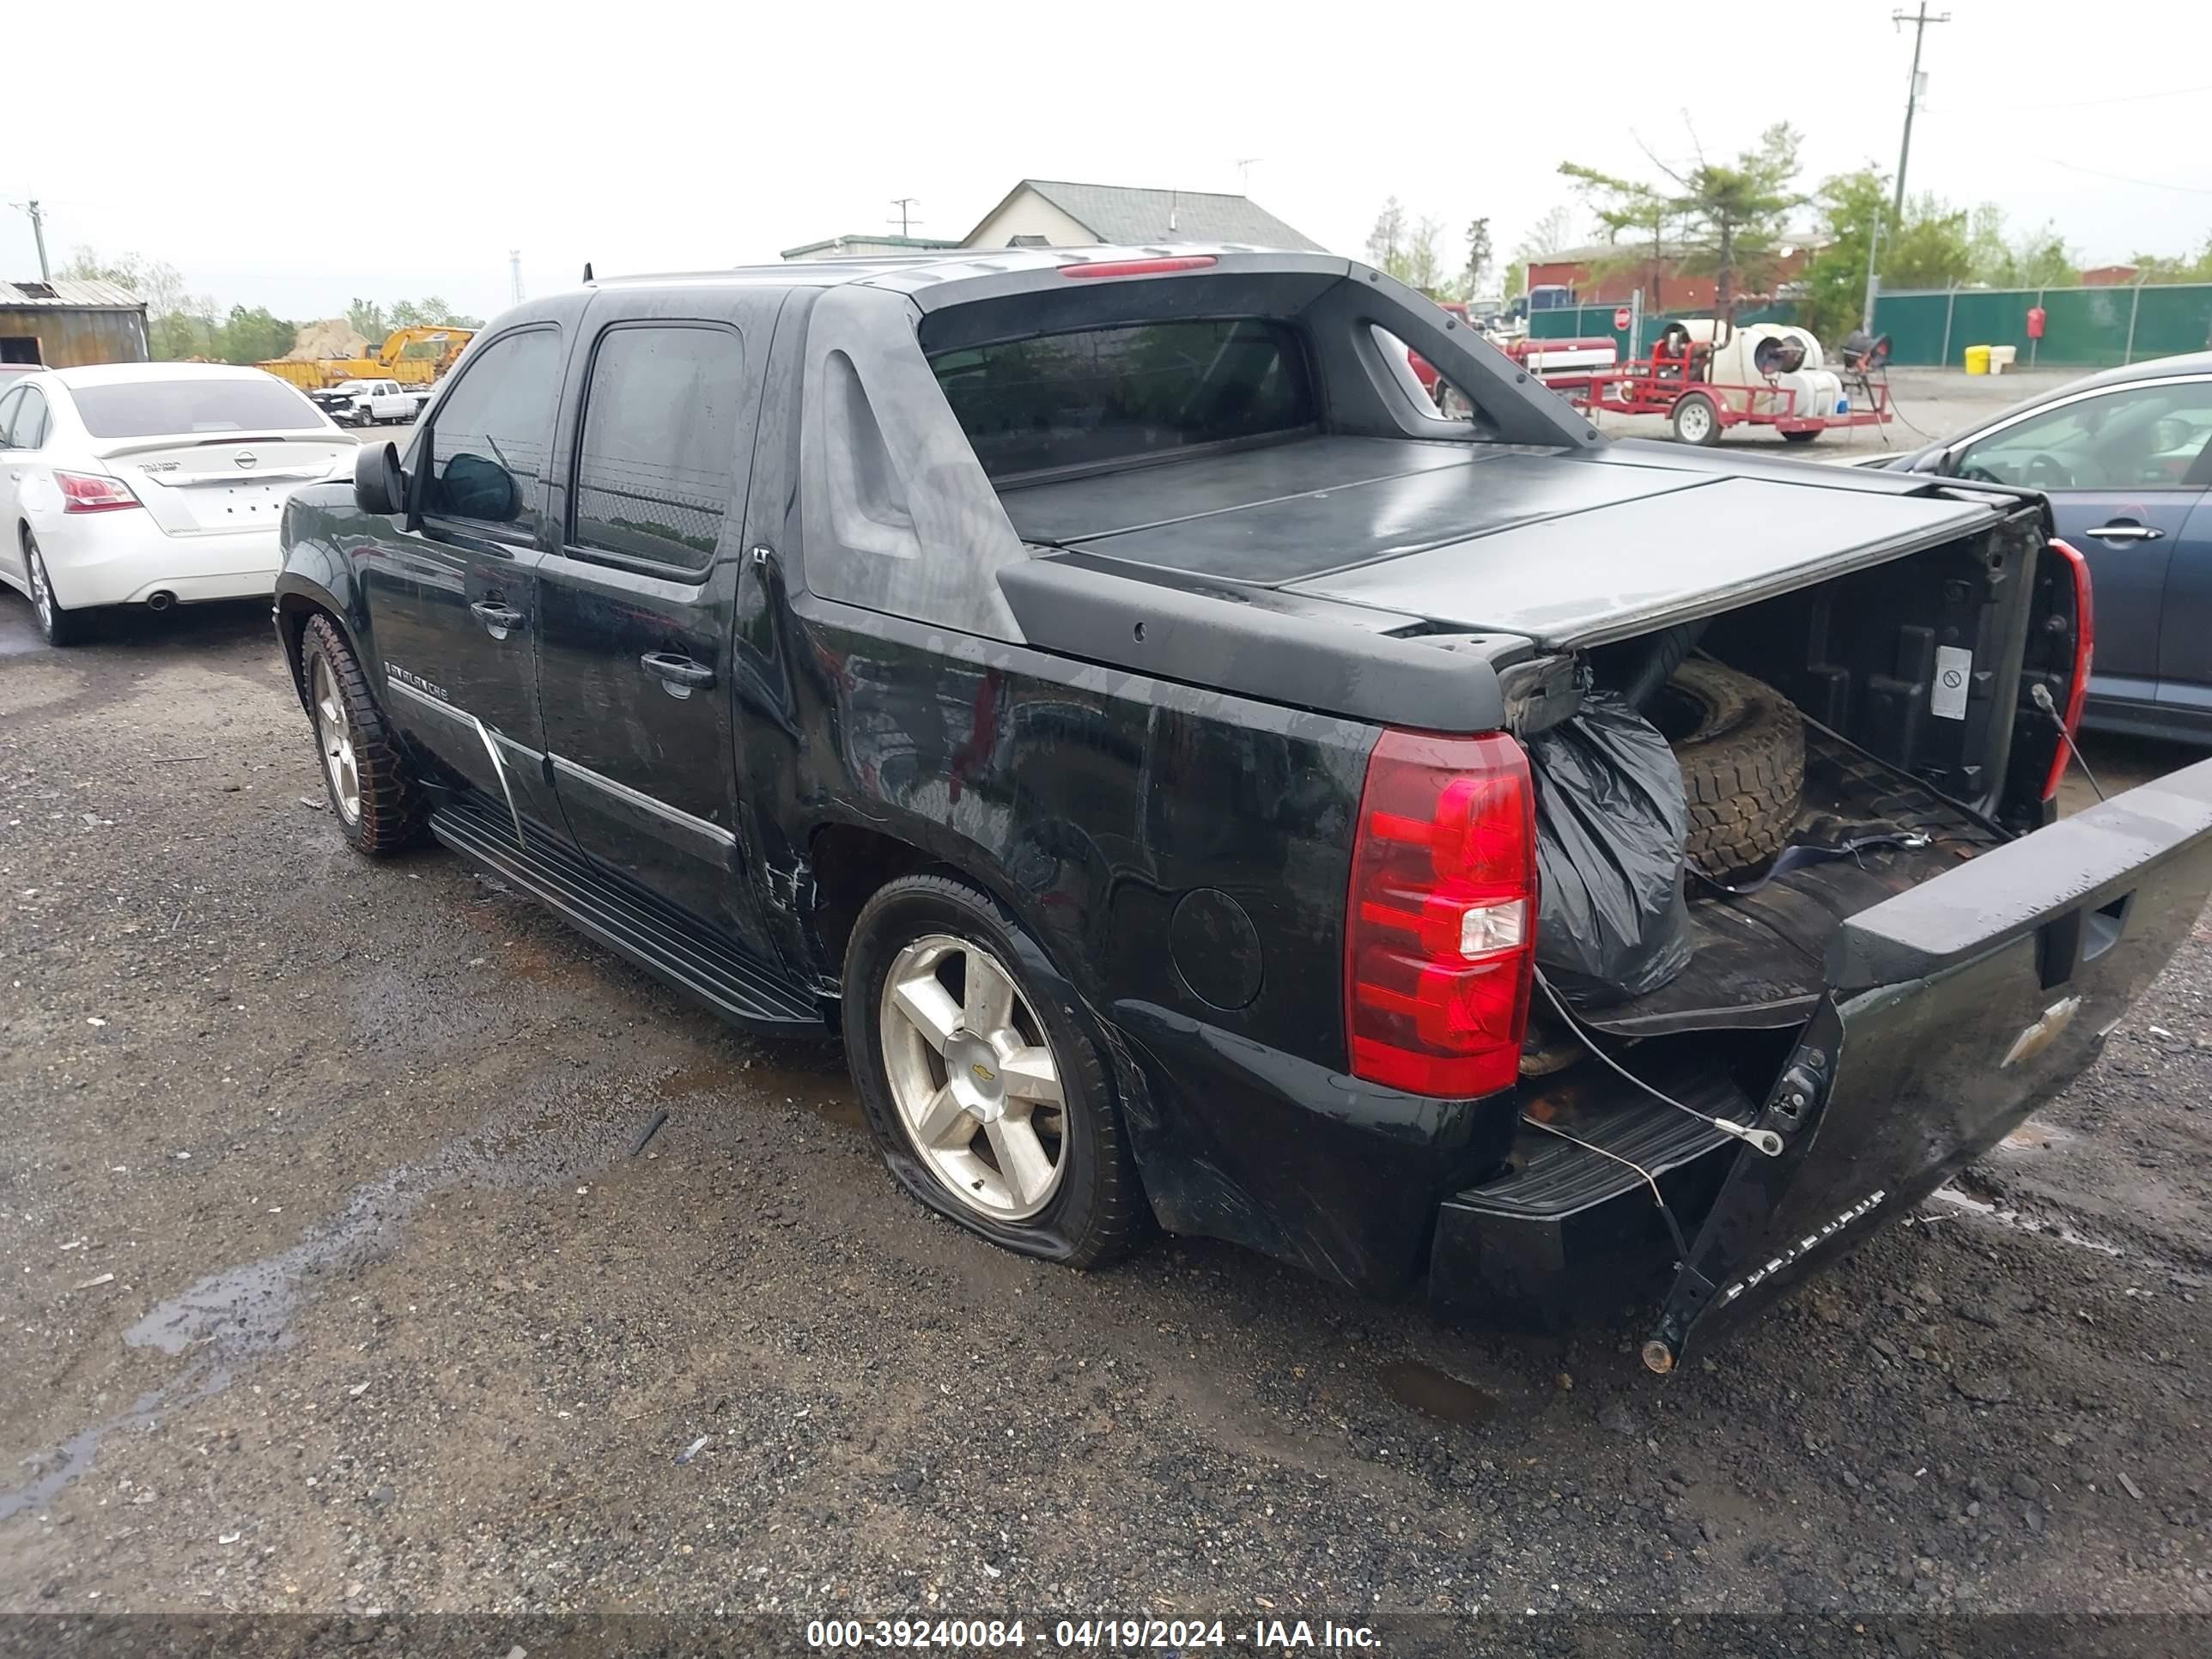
[
  {"xmin": 1672, "ymin": 392, "xmax": 1722, "ymax": 447},
  {"xmin": 843, "ymin": 872, "xmax": 1145, "ymax": 1268},
  {"xmin": 24, "ymin": 534, "xmax": 93, "ymax": 646},
  {"xmin": 1650, "ymin": 660, "xmax": 1805, "ymax": 876},
  {"xmin": 1781, "ymin": 428, "xmax": 1822, "ymax": 445},
  {"xmin": 300, "ymin": 612, "xmax": 426, "ymax": 855}
]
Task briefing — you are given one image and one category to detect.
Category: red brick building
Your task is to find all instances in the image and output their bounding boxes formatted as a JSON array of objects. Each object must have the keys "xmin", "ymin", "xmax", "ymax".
[{"xmin": 1524, "ymin": 243, "xmax": 1817, "ymax": 309}]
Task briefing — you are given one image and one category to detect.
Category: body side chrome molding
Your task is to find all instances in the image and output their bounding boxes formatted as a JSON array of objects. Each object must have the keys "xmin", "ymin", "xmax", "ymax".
[
  {"xmin": 386, "ymin": 677, "xmax": 528, "ymax": 849},
  {"xmin": 549, "ymin": 753, "xmax": 738, "ymax": 849}
]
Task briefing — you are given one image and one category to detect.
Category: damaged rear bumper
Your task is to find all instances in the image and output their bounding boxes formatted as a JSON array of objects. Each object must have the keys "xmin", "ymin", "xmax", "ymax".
[{"xmin": 1433, "ymin": 757, "xmax": 2212, "ymax": 1363}]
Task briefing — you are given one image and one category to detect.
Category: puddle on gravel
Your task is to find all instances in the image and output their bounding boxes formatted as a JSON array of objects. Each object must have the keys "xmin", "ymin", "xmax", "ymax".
[
  {"xmin": 1380, "ymin": 1360, "xmax": 1503, "ymax": 1425},
  {"xmin": 4, "ymin": 1069, "xmax": 653, "ymax": 1517},
  {"xmin": 0, "ymin": 1366, "xmax": 228, "ymax": 1523}
]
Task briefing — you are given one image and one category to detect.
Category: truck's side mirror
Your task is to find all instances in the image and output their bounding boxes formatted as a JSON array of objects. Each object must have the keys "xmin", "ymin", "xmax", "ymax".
[{"xmin": 354, "ymin": 440, "xmax": 405, "ymax": 516}]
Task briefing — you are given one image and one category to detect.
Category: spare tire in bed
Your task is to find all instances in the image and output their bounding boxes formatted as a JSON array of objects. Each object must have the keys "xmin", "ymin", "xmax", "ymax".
[{"xmin": 1649, "ymin": 660, "xmax": 1806, "ymax": 877}]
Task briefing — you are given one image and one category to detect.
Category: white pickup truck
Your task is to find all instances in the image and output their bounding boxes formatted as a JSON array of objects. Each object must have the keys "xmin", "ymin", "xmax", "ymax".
[{"xmin": 313, "ymin": 379, "xmax": 428, "ymax": 428}]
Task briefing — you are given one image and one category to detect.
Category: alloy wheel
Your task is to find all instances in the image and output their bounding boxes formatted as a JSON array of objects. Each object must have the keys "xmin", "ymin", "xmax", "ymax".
[
  {"xmin": 311, "ymin": 653, "xmax": 362, "ymax": 824},
  {"xmin": 878, "ymin": 933, "xmax": 1068, "ymax": 1220},
  {"xmin": 27, "ymin": 546, "xmax": 53, "ymax": 635}
]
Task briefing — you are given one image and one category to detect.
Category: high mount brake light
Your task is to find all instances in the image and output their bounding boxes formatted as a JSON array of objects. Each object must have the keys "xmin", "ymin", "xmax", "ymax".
[
  {"xmin": 56, "ymin": 471, "xmax": 142, "ymax": 514},
  {"xmin": 2043, "ymin": 538, "xmax": 2094, "ymax": 803},
  {"xmin": 1060, "ymin": 256, "xmax": 1218, "ymax": 279},
  {"xmin": 1345, "ymin": 729, "xmax": 1537, "ymax": 1097}
]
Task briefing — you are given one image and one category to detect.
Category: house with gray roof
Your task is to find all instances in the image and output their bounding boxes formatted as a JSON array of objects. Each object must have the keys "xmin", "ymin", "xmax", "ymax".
[
  {"xmin": 781, "ymin": 179, "xmax": 1323, "ymax": 264},
  {"xmin": 962, "ymin": 179, "xmax": 1322, "ymax": 252}
]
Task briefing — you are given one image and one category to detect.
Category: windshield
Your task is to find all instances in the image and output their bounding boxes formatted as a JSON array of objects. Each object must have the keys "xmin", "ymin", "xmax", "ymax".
[{"xmin": 72, "ymin": 377, "xmax": 328, "ymax": 439}]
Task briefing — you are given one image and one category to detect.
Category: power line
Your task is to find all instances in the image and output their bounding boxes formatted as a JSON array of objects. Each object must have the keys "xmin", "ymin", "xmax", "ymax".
[
  {"xmin": 1926, "ymin": 80, "xmax": 2212, "ymax": 114},
  {"xmin": 2027, "ymin": 155, "xmax": 2212, "ymax": 196}
]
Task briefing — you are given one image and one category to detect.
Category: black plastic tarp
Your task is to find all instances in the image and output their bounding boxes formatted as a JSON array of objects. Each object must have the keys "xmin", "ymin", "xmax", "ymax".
[{"xmin": 1528, "ymin": 690, "xmax": 1694, "ymax": 1006}]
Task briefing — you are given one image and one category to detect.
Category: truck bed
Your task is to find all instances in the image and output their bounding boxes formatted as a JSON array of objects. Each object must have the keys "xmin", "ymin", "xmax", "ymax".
[{"xmin": 1000, "ymin": 433, "xmax": 2008, "ymax": 649}]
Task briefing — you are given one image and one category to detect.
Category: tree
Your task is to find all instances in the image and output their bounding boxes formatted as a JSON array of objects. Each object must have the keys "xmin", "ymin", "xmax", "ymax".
[
  {"xmin": 2133, "ymin": 233, "xmax": 2212, "ymax": 283},
  {"xmin": 2008, "ymin": 222, "xmax": 2076, "ymax": 288},
  {"xmin": 1674, "ymin": 123, "xmax": 1804, "ymax": 310},
  {"xmin": 1463, "ymin": 216, "xmax": 1493, "ymax": 298},
  {"xmin": 58, "ymin": 247, "xmax": 193, "ymax": 317},
  {"xmin": 1883, "ymin": 192, "xmax": 1973, "ymax": 289},
  {"xmin": 1559, "ymin": 162, "xmax": 1675, "ymax": 309},
  {"xmin": 1364, "ymin": 198, "xmax": 1409, "ymax": 276},
  {"xmin": 1966, "ymin": 203, "xmax": 2014, "ymax": 287},
  {"xmin": 209, "ymin": 305, "xmax": 297, "ymax": 365},
  {"xmin": 386, "ymin": 296, "xmax": 483, "ymax": 329},
  {"xmin": 1563, "ymin": 124, "xmax": 1805, "ymax": 312},
  {"xmin": 1961, "ymin": 205, "xmax": 2076, "ymax": 289},
  {"xmin": 1796, "ymin": 167, "xmax": 1887, "ymax": 343},
  {"xmin": 60, "ymin": 246, "xmax": 223, "ymax": 361},
  {"xmin": 1404, "ymin": 217, "xmax": 1449, "ymax": 295},
  {"xmin": 348, "ymin": 298, "xmax": 389, "ymax": 342},
  {"xmin": 1505, "ymin": 205, "xmax": 1576, "ymax": 298}
]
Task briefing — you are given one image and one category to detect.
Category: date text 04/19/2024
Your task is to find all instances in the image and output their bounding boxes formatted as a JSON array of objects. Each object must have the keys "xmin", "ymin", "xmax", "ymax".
[{"xmin": 804, "ymin": 1619, "xmax": 1381, "ymax": 1650}]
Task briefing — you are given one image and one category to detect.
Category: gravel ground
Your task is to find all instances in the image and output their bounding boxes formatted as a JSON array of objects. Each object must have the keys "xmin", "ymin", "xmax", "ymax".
[{"xmin": 1, "ymin": 588, "xmax": 2208, "ymax": 1636}]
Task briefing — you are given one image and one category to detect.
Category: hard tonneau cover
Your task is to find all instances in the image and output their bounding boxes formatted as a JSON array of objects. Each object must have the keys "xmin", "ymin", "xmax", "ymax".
[{"xmin": 1003, "ymin": 434, "xmax": 2009, "ymax": 651}]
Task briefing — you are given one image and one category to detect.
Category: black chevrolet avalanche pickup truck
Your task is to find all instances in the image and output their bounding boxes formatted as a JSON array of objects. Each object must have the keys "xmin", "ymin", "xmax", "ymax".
[{"xmin": 273, "ymin": 247, "xmax": 2212, "ymax": 1373}]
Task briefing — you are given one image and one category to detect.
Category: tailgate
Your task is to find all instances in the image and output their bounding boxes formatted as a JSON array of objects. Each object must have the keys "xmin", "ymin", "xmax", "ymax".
[{"xmin": 1648, "ymin": 757, "xmax": 2212, "ymax": 1370}]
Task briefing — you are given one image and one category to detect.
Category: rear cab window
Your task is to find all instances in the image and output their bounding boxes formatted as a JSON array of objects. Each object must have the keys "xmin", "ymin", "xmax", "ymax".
[
  {"xmin": 421, "ymin": 328, "xmax": 563, "ymax": 536},
  {"xmin": 928, "ymin": 319, "xmax": 1314, "ymax": 479},
  {"xmin": 568, "ymin": 324, "xmax": 747, "ymax": 574},
  {"xmin": 70, "ymin": 378, "xmax": 323, "ymax": 438}
]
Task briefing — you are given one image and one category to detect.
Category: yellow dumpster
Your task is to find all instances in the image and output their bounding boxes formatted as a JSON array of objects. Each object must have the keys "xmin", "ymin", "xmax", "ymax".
[{"xmin": 1963, "ymin": 344, "xmax": 1991, "ymax": 375}]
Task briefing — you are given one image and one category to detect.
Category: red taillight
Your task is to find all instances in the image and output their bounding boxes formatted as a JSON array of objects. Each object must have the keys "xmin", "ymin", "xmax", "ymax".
[
  {"xmin": 1060, "ymin": 256, "xmax": 1218, "ymax": 279},
  {"xmin": 1346, "ymin": 729, "xmax": 1537, "ymax": 1097},
  {"xmin": 2042, "ymin": 537, "xmax": 2094, "ymax": 802},
  {"xmin": 57, "ymin": 471, "xmax": 142, "ymax": 514}
]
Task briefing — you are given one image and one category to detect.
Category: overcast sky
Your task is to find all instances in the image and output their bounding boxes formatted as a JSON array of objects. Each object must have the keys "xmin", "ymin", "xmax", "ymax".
[{"xmin": 7, "ymin": 0, "xmax": 2209, "ymax": 324}]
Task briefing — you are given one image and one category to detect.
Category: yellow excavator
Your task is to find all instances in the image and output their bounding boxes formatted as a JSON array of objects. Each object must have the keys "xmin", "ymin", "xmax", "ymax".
[{"xmin": 258, "ymin": 325, "xmax": 476, "ymax": 392}]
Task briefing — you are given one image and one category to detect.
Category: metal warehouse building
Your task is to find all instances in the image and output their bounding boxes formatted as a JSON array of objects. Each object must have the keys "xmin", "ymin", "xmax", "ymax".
[{"xmin": 0, "ymin": 277, "xmax": 151, "ymax": 368}]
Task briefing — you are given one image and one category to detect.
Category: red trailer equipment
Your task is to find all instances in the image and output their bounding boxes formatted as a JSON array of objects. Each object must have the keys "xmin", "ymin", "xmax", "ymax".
[{"xmin": 1508, "ymin": 327, "xmax": 1894, "ymax": 447}]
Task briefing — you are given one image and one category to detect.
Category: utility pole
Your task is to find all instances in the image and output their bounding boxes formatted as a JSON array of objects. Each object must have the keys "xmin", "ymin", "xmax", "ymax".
[
  {"xmin": 509, "ymin": 249, "xmax": 524, "ymax": 306},
  {"xmin": 888, "ymin": 198, "xmax": 921, "ymax": 237},
  {"xmin": 1863, "ymin": 5, "xmax": 1951, "ymax": 332},
  {"xmin": 1233, "ymin": 157, "xmax": 1262, "ymax": 193},
  {"xmin": 19, "ymin": 198, "xmax": 51, "ymax": 282}
]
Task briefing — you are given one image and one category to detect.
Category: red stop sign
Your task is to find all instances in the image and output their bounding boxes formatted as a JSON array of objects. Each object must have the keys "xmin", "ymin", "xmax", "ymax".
[{"xmin": 1613, "ymin": 307, "xmax": 1632, "ymax": 331}]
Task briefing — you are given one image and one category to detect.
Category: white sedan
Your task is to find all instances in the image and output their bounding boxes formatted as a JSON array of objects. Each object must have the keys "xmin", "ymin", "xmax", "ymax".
[{"xmin": 0, "ymin": 363, "xmax": 357, "ymax": 645}]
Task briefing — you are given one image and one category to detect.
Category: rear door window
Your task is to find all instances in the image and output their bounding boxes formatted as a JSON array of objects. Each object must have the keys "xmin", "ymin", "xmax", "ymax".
[
  {"xmin": 422, "ymin": 327, "xmax": 562, "ymax": 536},
  {"xmin": 569, "ymin": 324, "xmax": 746, "ymax": 574},
  {"xmin": 70, "ymin": 377, "xmax": 322, "ymax": 438},
  {"xmin": 929, "ymin": 319, "xmax": 1314, "ymax": 478},
  {"xmin": 0, "ymin": 386, "xmax": 23, "ymax": 447}
]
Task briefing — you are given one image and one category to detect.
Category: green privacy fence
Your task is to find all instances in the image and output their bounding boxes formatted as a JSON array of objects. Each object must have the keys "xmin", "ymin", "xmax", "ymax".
[
  {"xmin": 1872, "ymin": 283, "xmax": 2212, "ymax": 368},
  {"xmin": 1528, "ymin": 285, "xmax": 2212, "ymax": 368}
]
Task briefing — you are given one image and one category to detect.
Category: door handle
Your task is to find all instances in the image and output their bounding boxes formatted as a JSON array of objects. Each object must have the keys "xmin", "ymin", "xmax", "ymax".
[
  {"xmin": 2084, "ymin": 522, "xmax": 2165, "ymax": 543},
  {"xmin": 640, "ymin": 652, "xmax": 716, "ymax": 696},
  {"xmin": 469, "ymin": 599, "xmax": 526, "ymax": 638}
]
